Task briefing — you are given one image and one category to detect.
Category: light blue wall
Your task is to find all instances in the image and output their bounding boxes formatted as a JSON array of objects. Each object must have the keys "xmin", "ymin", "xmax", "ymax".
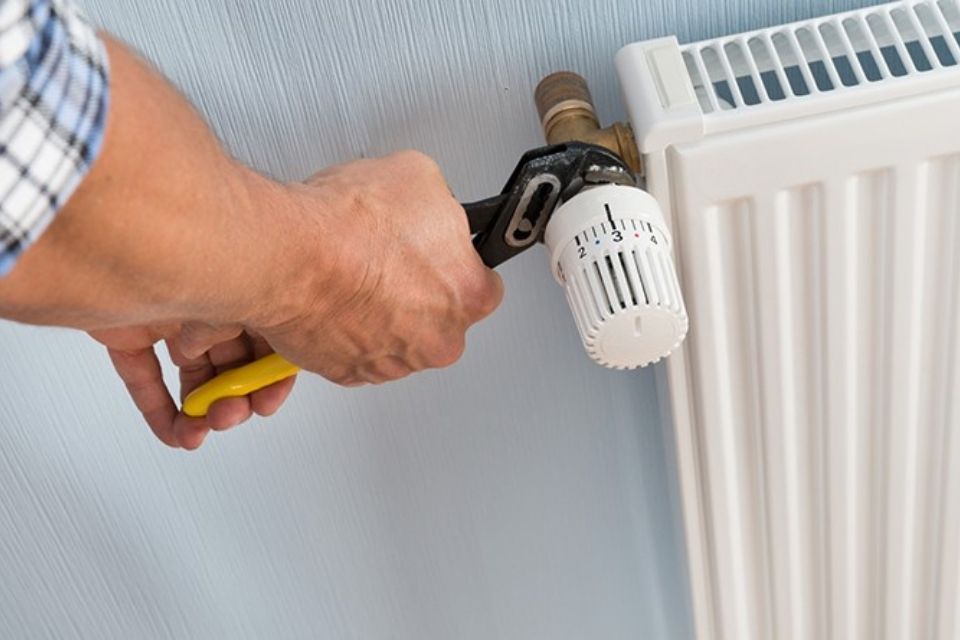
[{"xmin": 0, "ymin": 1, "xmax": 883, "ymax": 638}]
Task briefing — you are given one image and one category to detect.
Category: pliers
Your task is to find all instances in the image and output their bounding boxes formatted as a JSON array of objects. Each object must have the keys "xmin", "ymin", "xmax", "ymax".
[{"xmin": 182, "ymin": 142, "xmax": 637, "ymax": 417}]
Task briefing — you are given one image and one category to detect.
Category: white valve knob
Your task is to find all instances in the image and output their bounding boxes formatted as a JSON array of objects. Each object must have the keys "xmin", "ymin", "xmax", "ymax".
[{"xmin": 543, "ymin": 184, "xmax": 688, "ymax": 369}]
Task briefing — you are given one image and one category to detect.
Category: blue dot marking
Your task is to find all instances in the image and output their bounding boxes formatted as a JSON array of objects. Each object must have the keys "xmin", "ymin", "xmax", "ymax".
[{"xmin": 594, "ymin": 239, "xmax": 600, "ymax": 245}]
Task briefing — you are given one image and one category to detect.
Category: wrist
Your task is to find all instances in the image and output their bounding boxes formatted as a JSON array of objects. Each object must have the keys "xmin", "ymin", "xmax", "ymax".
[{"xmin": 217, "ymin": 166, "xmax": 337, "ymax": 333}]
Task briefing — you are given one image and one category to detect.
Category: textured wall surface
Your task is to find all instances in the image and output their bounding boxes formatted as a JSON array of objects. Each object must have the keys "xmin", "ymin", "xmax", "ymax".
[{"xmin": 0, "ymin": 1, "xmax": 883, "ymax": 638}]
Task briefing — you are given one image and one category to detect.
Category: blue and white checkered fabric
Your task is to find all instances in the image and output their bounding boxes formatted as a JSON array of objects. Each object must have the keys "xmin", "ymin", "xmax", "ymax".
[{"xmin": 0, "ymin": 0, "xmax": 108, "ymax": 275}]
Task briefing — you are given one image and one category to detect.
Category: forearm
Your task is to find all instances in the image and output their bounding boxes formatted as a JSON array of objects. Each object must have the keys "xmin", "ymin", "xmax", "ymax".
[{"xmin": 0, "ymin": 36, "xmax": 308, "ymax": 330}]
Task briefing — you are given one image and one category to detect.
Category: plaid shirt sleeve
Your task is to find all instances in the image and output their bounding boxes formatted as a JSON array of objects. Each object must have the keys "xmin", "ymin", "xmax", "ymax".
[{"xmin": 0, "ymin": 0, "xmax": 108, "ymax": 276}]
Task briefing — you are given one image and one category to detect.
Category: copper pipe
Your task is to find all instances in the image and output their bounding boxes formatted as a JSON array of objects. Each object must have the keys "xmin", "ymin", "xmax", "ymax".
[{"xmin": 534, "ymin": 71, "xmax": 642, "ymax": 175}]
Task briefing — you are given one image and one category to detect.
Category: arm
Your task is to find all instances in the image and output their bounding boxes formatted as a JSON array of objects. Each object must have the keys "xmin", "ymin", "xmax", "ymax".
[
  {"xmin": 0, "ymin": 35, "xmax": 287, "ymax": 329},
  {"xmin": 0, "ymin": 35, "xmax": 502, "ymax": 448}
]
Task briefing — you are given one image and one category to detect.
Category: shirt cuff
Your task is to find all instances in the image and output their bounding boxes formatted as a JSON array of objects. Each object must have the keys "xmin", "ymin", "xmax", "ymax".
[{"xmin": 0, "ymin": 0, "xmax": 109, "ymax": 276}]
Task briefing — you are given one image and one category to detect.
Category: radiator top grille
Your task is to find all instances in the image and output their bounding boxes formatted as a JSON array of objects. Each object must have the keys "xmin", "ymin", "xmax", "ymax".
[{"xmin": 682, "ymin": 0, "xmax": 960, "ymax": 114}]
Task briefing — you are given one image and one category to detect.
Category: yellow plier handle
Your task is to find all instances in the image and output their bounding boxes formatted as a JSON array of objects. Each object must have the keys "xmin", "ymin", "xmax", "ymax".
[{"xmin": 182, "ymin": 353, "xmax": 301, "ymax": 417}]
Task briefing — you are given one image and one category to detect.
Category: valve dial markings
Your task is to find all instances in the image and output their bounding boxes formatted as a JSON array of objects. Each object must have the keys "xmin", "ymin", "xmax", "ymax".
[{"xmin": 575, "ymin": 218, "xmax": 665, "ymax": 259}]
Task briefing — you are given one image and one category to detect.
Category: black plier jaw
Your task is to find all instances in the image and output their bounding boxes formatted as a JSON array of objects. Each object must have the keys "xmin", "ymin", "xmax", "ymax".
[{"xmin": 463, "ymin": 142, "xmax": 636, "ymax": 268}]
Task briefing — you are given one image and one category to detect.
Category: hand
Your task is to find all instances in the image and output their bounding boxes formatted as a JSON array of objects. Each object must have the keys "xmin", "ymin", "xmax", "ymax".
[
  {"xmin": 88, "ymin": 151, "xmax": 500, "ymax": 449},
  {"xmin": 0, "ymin": 38, "xmax": 502, "ymax": 448},
  {"xmin": 89, "ymin": 324, "xmax": 296, "ymax": 449},
  {"xmin": 248, "ymin": 150, "xmax": 504, "ymax": 386}
]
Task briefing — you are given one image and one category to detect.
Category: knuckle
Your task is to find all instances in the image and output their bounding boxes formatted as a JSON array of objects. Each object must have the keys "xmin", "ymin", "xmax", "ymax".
[
  {"xmin": 477, "ymin": 275, "xmax": 504, "ymax": 316},
  {"xmin": 390, "ymin": 150, "xmax": 445, "ymax": 185},
  {"xmin": 323, "ymin": 367, "xmax": 360, "ymax": 388},
  {"xmin": 338, "ymin": 375, "xmax": 367, "ymax": 388},
  {"xmin": 395, "ymin": 149, "xmax": 437, "ymax": 171},
  {"xmin": 461, "ymin": 269, "xmax": 503, "ymax": 319},
  {"xmin": 375, "ymin": 356, "xmax": 412, "ymax": 380},
  {"xmin": 427, "ymin": 336, "xmax": 465, "ymax": 369}
]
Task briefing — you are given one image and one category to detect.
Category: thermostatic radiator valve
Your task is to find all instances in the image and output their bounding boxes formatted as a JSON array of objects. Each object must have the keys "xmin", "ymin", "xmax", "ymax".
[{"xmin": 545, "ymin": 184, "xmax": 686, "ymax": 368}]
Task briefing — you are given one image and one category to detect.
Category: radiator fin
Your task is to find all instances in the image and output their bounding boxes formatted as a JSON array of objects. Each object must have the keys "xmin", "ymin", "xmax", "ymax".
[
  {"xmin": 682, "ymin": 0, "xmax": 960, "ymax": 113},
  {"xmin": 678, "ymin": 156, "xmax": 960, "ymax": 638}
]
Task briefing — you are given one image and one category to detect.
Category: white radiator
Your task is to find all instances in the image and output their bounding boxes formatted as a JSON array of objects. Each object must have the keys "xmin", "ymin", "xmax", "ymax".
[{"xmin": 615, "ymin": 2, "xmax": 960, "ymax": 638}]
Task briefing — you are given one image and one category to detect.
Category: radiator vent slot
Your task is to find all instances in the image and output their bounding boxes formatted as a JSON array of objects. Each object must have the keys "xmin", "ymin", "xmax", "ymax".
[
  {"xmin": 682, "ymin": 0, "xmax": 960, "ymax": 113},
  {"xmin": 573, "ymin": 247, "xmax": 684, "ymax": 328}
]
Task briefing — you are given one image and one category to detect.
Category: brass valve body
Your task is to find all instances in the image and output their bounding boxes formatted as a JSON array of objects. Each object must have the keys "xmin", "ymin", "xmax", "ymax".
[{"xmin": 534, "ymin": 71, "xmax": 642, "ymax": 176}]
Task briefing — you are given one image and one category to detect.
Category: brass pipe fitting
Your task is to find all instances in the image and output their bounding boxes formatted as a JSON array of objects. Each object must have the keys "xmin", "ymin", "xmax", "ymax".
[{"xmin": 534, "ymin": 71, "xmax": 642, "ymax": 175}]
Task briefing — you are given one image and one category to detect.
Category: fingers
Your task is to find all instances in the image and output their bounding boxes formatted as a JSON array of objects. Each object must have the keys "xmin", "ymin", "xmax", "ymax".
[
  {"xmin": 178, "ymin": 322, "xmax": 244, "ymax": 359},
  {"xmin": 357, "ymin": 355, "xmax": 412, "ymax": 384},
  {"xmin": 165, "ymin": 338, "xmax": 216, "ymax": 449},
  {"xmin": 166, "ymin": 332, "xmax": 255, "ymax": 444},
  {"xmin": 98, "ymin": 325, "xmax": 297, "ymax": 451},
  {"xmin": 198, "ymin": 333, "xmax": 257, "ymax": 431},
  {"xmin": 105, "ymin": 345, "xmax": 179, "ymax": 448},
  {"xmin": 169, "ymin": 331, "xmax": 296, "ymax": 440},
  {"xmin": 171, "ymin": 413, "xmax": 209, "ymax": 450},
  {"xmin": 247, "ymin": 334, "xmax": 296, "ymax": 417},
  {"xmin": 204, "ymin": 397, "xmax": 254, "ymax": 432},
  {"xmin": 468, "ymin": 267, "xmax": 504, "ymax": 322}
]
